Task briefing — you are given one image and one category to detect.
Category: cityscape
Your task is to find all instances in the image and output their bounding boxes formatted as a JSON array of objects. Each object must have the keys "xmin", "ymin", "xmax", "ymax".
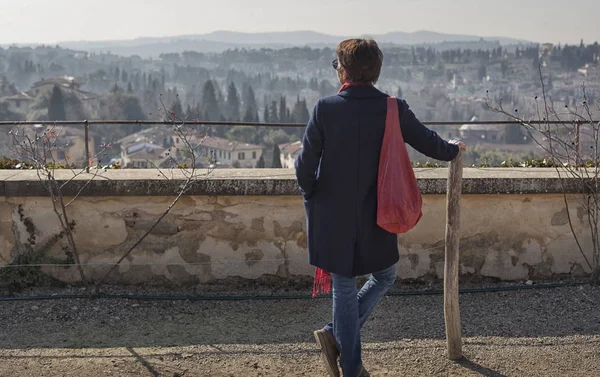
[{"xmin": 1, "ymin": 35, "xmax": 598, "ymax": 168}]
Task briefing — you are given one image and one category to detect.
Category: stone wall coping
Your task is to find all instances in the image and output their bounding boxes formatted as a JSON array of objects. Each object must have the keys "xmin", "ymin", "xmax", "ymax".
[{"xmin": 0, "ymin": 168, "xmax": 588, "ymax": 197}]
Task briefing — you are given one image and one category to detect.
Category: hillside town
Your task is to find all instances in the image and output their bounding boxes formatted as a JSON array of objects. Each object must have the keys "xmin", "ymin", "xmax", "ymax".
[{"xmin": 1, "ymin": 41, "xmax": 599, "ymax": 167}]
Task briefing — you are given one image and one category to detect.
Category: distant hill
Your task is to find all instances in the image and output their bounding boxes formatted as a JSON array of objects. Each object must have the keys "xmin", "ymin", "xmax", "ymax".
[
  {"xmin": 59, "ymin": 30, "xmax": 534, "ymax": 57},
  {"xmin": 375, "ymin": 30, "xmax": 529, "ymax": 46}
]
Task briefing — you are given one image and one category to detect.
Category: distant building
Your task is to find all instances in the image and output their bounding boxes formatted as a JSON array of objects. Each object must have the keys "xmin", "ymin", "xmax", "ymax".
[
  {"xmin": 117, "ymin": 127, "xmax": 174, "ymax": 153},
  {"xmin": 121, "ymin": 143, "xmax": 169, "ymax": 169},
  {"xmin": 29, "ymin": 76, "xmax": 82, "ymax": 95},
  {"xmin": 578, "ymin": 64, "xmax": 600, "ymax": 82},
  {"xmin": 0, "ymin": 92, "xmax": 34, "ymax": 113},
  {"xmin": 198, "ymin": 136, "xmax": 264, "ymax": 168},
  {"xmin": 459, "ymin": 116, "xmax": 505, "ymax": 143},
  {"xmin": 55, "ymin": 126, "xmax": 97, "ymax": 166},
  {"xmin": 117, "ymin": 128, "xmax": 264, "ymax": 168},
  {"xmin": 540, "ymin": 43, "xmax": 554, "ymax": 57},
  {"xmin": 117, "ymin": 127, "xmax": 177, "ymax": 168},
  {"xmin": 8, "ymin": 125, "xmax": 96, "ymax": 167},
  {"xmin": 279, "ymin": 141, "xmax": 302, "ymax": 168}
]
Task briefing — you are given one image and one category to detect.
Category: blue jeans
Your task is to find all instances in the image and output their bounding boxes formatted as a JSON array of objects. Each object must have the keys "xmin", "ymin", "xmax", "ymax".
[{"xmin": 323, "ymin": 264, "xmax": 397, "ymax": 377}]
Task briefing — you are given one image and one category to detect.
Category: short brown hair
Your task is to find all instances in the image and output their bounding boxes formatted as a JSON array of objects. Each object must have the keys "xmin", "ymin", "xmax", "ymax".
[{"xmin": 336, "ymin": 39, "xmax": 383, "ymax": 84}]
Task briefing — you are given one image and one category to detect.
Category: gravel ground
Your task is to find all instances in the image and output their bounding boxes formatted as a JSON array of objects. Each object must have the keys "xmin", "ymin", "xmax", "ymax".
[{"xmin": 1, "ymin": 284, "xmax": 599, "ymax": 377}]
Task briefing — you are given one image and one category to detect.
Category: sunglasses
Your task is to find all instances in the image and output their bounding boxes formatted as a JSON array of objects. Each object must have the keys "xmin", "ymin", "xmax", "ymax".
[{"xmin": 332, "ymin": 59, "xmax": 339, "ymax": 70}]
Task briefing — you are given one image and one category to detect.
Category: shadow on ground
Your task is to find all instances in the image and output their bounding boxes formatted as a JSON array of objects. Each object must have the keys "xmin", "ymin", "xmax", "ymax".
[
  {"xmin": 0, "ymin": 285, "xmax": 599, "ymax": 349},
  {"xmin": 458, "ymin": 358, "xmax": 508, "ymax": 377}
]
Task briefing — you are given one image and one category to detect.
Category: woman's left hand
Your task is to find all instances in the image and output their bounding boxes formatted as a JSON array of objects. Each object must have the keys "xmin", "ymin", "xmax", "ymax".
[{"xmin": 449, "ymin": 140, "xmax": 467, "ymax": 151}]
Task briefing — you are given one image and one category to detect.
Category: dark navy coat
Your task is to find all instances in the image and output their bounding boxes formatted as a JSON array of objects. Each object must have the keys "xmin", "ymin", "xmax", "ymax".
[{"xmin": 295, "ymin": 85, "xmax": 459, "ymax": 278}]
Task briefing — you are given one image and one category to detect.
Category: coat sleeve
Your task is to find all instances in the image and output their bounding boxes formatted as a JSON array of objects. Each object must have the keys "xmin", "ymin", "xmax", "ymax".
[
  {"xmin": 398, "ymin": 99, "xmax": 459, "ymax": 162},
  {"xmin": 295, "ymin": 101, "xmax": 324, "ymax": 199}
]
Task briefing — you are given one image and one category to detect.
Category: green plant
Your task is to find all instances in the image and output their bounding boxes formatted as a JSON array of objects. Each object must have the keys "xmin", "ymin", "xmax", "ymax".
[
  {"xmin": 17, "ymin": 204, "xmax": 36, "ymax": 246},
  {"xmin": 0, "ymin": 158, "xmax": 32, "ymax": 169},
  {"xmin": 0, "ymin": 157, "xmax": 79, "ymax": 170}
]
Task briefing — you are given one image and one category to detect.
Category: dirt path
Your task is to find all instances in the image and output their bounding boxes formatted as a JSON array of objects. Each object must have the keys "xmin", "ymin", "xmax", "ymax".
[{"xmin": 1, "ymin": 285, "xmax": 599, "ymax": 376}]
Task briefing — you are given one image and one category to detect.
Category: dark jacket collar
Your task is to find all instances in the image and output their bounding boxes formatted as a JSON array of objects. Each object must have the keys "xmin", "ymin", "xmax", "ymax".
[{"xmin": 337, "ymin": 85, "xmax": 388, "ymax": 99}]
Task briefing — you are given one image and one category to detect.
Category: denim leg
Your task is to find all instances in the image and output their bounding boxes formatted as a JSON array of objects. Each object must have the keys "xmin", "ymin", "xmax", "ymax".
[
  {"xmin": 322, "ymin": 264, "xmax": 397, "ymax": 377},
  {"xmin": 357, "ymin": 264, "xmax": 397, "ymax": 329},
  {"xmin": 324, "ymin": 273, "xmax": 362, "ymax": 377}
]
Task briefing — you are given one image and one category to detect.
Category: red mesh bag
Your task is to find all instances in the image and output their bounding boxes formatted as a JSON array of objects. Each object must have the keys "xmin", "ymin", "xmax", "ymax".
[{"xmin": 377, "ymin": 97, "xmax": 423, "ymax": 233}]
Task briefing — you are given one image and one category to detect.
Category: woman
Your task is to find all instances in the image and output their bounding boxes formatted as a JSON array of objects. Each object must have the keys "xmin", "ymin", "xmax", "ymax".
[{"xmin": 295, "ymin": 39, "xmax": 466, "ymax": 377}]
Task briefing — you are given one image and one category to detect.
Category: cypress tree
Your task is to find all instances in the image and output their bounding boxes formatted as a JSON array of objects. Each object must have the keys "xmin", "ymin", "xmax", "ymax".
[
  {"xmin": 269, "ymin": 101, "xmax": 279, "ymax": 123},
  {"xmin": 171, "ymin": 98, "xmax": 183, "ymax": 118},
  {"xmin": 278, "ymin": 96, "xmax": 287, "ymax": 123},
  {"xmin": 201, "ymin": 80, "xmax": 220, "ymax": 121},
  {"xmin": 256, "ymin": 154, "xmax": 265, "ymax": 168},
  {"xmin": 244, "ymin": 85, "xmax": 258, "ymax": 117},
  {"xmin": 243, "ymin": 108, "xmax": 255, "ymax": 123},
  {"xmin": 48, "ymin": 85, "xmax": 66, "ymax": 121},
  {"xmin": 272, "ymin": 144, "xmax": 283, "ymax": 168},
  {"xmin": 291, "ymin": 96, "xmax": 310, "ymax": 124},
  {"xmin": 226, "ymin": 82, "xmax": 241, "ymax": 121}
]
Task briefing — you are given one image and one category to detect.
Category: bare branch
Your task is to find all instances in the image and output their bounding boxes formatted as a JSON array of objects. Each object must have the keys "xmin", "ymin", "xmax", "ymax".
[{"xmin": 487, "ymin": 66, "xmax": 600, "ymax": 281}]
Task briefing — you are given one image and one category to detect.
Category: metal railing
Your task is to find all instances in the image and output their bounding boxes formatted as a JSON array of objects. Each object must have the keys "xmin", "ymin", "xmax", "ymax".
[{"xmin": 0, "ymin": 119, "xmax": 597, "ymax": 127}]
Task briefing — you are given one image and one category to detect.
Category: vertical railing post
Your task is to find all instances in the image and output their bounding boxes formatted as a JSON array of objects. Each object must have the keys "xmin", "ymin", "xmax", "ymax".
[
  {"xmin": 575, "ymin": 121, "xmax": 581, "ymax": 169},
  {"xmin": 84, "ymin": 120, "xmax": 90, "ymax": 172},
  {"xmin": 444, "ymin": 150, "xmax": 464, "ymax": 360}
]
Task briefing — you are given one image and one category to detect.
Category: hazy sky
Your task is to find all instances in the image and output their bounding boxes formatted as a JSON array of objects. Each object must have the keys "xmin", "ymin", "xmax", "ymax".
[{"xmin": 0, "ymin": 0, "xmax": 598, "ymax": 45}]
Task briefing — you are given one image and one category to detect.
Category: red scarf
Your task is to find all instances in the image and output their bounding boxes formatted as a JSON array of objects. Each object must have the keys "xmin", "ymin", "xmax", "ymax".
[{"xmin": 312, "ymin": 81, "xmax": 373, "ymax": 298}]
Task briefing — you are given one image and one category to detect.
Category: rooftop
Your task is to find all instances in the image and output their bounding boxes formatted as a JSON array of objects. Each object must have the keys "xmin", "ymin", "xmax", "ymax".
[
  {"xmin": 201, "ymin": 136, "xmax": 263, "ymax": 152},
  {"xmin": 126, "ymin": 143, "xmax": 164, "ymax": 155},
  {"xmin": 31, "ymin": 76, "xmax": 82, "ymax": 89},
  {"xmin": 125, "ymin": 143, "xmax": 167, "ymax": 161},
  {"xmin": 0, "ymin": 92, "xmax": 34, "ymax": 102},
  {"xmin": 279, "ymin": 140, "xmax": 303, "ymax": 156},
  {"xmin": 117, "ymin": 127, "xmax": 173, "ymax": 147}
]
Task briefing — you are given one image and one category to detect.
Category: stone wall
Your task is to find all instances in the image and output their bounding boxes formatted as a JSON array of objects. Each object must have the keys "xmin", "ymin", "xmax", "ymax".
[{"xmin": 0, "ymin": 169, "xmax": 594, "ymax": 285}]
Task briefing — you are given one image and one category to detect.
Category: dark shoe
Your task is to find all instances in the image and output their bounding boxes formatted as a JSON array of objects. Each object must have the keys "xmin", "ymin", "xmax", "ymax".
[{"xmin": 313, "ymin": 329, "xmax": 340, "ymax": 377}]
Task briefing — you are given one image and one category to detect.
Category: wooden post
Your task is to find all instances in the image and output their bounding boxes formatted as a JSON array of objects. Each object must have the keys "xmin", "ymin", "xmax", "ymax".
[
  {"xmin": 575, "ymin": 121, "xmax": 581, "ymax": 168},
  {"xmin": 84, "ymin": 120, "xmax": 90, "ymax": 172},
  {"xmin": 444, "ymin": 150, "xmax": 464, "ymax": 360}
]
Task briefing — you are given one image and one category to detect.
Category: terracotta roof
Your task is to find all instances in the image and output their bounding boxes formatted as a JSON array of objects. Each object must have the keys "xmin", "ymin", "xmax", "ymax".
[
  {"xmin": 31, "ymin": 76, "xmax": 82, "ymax": 89},
  {"xmin": 201, "ymin": 136, "xmax": 263, "ymax": 151},
  {"xmin": 127, "ymin": 143, "xmax": 163, "ymax": 154},
  {"xmin": 126, "ymin": 143, "xmax": 167, "ymax": 160},
  {"xmin": 279, "ymin": 141, "xmax": 302, "ymax": 156}
]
